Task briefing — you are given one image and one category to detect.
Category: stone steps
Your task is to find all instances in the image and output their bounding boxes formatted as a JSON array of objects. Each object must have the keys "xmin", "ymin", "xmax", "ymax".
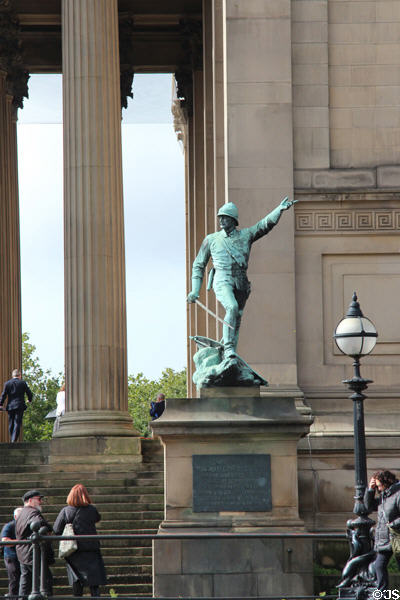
[
  {"xmin": 0, "ymin": 564, "xmax": 153, "ymax": 583},
  {"xmin": 0, "ymin": 478, "xmax": 163, "ymax": 491},
  {"xmin": 0, "ymin": 437, "xmax": 164, "ymax": 597},
  {"xmin": 0, "ymin": 488, "xmax": 164, "ymax": 501},
  {"xmin": 53, "ymin": 583, "xmax": 151, "ymax": 596},
  {"xmin": 0, "ymin": 466, "xmax": 163, "ymax": 477}
]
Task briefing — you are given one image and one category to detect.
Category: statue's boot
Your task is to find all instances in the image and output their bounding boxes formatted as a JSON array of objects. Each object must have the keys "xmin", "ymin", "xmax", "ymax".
[
  {"xmin": 223, "ymin": 343, "xmax": 236, "ymax": 360},
  {"xmin": 223, "ymin": 312, "xmax": 243, "ymax": 359},
  {"xmin": 233, "ymin": 311, "xmax": 243, "ymax": 349},
  {"xmin": 223, "ymin": 314, "xmax": 237, "ymax": 359}
]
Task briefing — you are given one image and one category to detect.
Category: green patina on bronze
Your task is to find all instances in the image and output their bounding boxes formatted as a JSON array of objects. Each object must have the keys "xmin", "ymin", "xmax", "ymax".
[{"xmin": 187, "ymin": 197, "xmax": 297, "ymax": 388}]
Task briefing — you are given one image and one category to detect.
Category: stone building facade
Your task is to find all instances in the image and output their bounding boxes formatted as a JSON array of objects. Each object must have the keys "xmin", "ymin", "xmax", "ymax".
[{"xmin": 0, "ymin": 0, "xmax": 399, "ymax": 533}]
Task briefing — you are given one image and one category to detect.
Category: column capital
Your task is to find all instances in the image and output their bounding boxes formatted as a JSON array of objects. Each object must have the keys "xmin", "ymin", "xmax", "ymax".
[
  {"xmin": 174, "ymin": 19, "xmax": 203, "ymax": 118},
  {"xmin": 172, "ymin": 96, "xmax": 187, "ymax": 151},
  {"xmin": 179, "ymin": 19, "xmax": 203, "ymax": 71},
  {"xmin": 119, "ymin": 13, "xmax": 135, "ymax": 110},
  {"xmin": 175, "ymin": 67, "xmax": 193, "ymax": 118},
  {"xmin": 0, "ymin": 2, "xmax": 29, "ymax": 110}
]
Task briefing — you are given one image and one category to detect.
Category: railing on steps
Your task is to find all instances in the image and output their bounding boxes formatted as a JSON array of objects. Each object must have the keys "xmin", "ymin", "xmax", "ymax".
[{"xmin": 0, "ymin": 525, "xmax": 347, "ymax": 600}]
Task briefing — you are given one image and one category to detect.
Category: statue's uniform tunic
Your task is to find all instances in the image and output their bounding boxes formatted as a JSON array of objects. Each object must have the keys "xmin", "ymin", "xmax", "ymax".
[{"xmin": 191, "ymin": 213, "xmax": 278, "ymax": 350}]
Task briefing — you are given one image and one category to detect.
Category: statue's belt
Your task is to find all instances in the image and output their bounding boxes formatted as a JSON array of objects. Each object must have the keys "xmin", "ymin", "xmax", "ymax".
[{"xmin": 207, "ymin": 266, "xmax": 248, "ymax": 290}]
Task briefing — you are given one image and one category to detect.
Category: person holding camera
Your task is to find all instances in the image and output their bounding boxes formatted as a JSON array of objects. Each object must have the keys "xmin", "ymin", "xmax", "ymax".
[{"xmin": 364, "ymin": 470, "xmax": 400, "ymax": 590}]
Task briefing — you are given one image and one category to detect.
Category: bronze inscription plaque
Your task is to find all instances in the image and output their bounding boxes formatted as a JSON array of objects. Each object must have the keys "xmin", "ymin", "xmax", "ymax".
[{"xmin": 192, "ymin": 454, "xmax": 272, "ymax": 512}]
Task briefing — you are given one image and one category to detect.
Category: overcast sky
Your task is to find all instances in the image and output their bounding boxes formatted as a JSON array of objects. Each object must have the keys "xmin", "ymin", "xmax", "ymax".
[{"xmin": 18, "ymin": 74, "xmax": 186, "ymax": 379}]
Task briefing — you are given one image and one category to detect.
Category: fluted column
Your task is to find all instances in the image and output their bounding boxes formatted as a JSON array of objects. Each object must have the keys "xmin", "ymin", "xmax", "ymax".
[
  {"xmin": 0, "ymin": 72, "xmax": 21, "ymax": 442},
  {"xmin": 203, "ymin": 0, "xmax": 219, "ymax": 345},
  {"xmin": 58, "ymin": 0, "xmax": 136, "ymax": 437}
]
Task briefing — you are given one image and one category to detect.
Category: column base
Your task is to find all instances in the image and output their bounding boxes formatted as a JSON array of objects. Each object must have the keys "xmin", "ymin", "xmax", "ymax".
[
  {"xmin": 49, "ymin": 434, "xmax": 142, "ymax": 467},
  {"xmin": 53, "ymin": 410, "xmax": 139, "ymax": 438}
]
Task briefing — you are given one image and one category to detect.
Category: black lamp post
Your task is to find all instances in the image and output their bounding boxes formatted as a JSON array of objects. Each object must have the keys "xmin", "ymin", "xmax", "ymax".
[{"xmin": 333, "ymin": 292, "xmax": 378, "ymax": 598}]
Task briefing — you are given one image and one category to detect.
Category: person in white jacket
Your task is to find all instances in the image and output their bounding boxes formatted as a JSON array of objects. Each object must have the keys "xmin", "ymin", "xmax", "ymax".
[{"xmin": 53, "ymin": 383, "xmax": 65, "ymax": 434}]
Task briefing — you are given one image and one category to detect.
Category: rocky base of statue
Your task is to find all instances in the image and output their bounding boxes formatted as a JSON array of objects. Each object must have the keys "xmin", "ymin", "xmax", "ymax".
[{"xmin": 191, "ymin": 336, "xmax": 268, "ymax": 388}]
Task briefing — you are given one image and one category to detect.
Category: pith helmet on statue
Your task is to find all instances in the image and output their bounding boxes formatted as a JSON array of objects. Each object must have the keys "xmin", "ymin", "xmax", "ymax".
[{"xmin": 217, "ymin": 202, "xmax": 239, "ymax": 225}]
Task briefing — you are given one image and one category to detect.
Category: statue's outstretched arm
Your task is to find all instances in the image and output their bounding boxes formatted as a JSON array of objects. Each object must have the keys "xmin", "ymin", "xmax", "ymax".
[
  {"xmin": 266, "ymin": 196, "xmax": 298, "ymax": 227},
  {"xmin": 249, "ymin": 196, "xmax": 298, "ymax": 242}
]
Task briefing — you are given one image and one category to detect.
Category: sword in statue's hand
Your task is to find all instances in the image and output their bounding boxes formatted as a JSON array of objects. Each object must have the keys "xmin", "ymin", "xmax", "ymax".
[{"xmin": 193, "ymin": 298, "xmax": 234, "ymax": 330}]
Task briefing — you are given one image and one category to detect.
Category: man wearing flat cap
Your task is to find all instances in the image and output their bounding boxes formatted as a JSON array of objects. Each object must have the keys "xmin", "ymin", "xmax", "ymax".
[{"xmin": 16, "ymin": 490, "xmax": 54, "ymax": 599}]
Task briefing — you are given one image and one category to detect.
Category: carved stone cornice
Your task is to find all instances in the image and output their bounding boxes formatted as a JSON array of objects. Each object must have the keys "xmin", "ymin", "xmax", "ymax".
[
  {"xmin": 119, "ymin": 13, "xmax": 135, "ymax": 110},
  {"xmin": 0, "ymin": 1, "xmax": 29, "ymax": 110}
]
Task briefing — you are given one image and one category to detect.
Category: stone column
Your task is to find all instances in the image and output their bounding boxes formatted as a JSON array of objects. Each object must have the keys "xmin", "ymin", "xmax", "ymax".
[
  {"xmin": 192, "ymin": 70, "xmax": 207, "ymax": 342},
  {"xmin": 213, "ymin": 0, "xmax": 227, "ymax": 214},
  {"xmin": 203, "ymin": 0, "xmax": 217, "ymax": 343},
  {"xmin": 58, "ymin": 0, "xmax": 135, "ymax": 437},
  {"xmin": 0, "ymin": 71, "xmax": 21, "ymax": 442}
]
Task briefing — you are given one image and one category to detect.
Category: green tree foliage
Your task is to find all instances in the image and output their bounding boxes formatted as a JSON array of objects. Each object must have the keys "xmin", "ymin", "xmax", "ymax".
[
  {"xmin": 21, "ymin": 332, "xmax": 186, "ymax": 441},
  {"xmin": 128, "ymin": 367, "xmax": 186, "ymax": 437},
  {"xmin": 22, "ymin": 332, "xmax": 63, "ymax": 441}
]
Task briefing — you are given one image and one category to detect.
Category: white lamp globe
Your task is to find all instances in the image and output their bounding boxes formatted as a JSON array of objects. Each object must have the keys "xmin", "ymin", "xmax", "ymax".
[{"xmin": 334, "ymin": 293, "xmax": 377, "ymax": 358}]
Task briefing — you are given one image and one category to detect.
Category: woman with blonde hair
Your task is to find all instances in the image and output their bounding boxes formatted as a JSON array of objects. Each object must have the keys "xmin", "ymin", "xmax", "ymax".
[{"xmin": 53, "ymin": 484, "xmax": 107, "ymax": 597}]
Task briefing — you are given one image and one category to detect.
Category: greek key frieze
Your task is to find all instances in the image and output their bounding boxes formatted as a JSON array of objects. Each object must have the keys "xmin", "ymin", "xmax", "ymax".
[{"xmin": 295, "ymin": 210, "xmax": 400, "ymax": 232}]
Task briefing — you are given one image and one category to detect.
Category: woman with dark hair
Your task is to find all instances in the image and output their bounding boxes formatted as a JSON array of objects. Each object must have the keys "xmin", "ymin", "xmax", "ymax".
[
  {"xmin": 364, "ymin": 470, "xmax": 400, "ymax": 590},
  {"xmin": 53, "ymin": 484, "xmax": 107, "ymax": 597}
]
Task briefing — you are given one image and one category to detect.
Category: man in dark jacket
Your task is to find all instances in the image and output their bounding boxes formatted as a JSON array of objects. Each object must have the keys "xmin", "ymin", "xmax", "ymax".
[
  {"xmin": 1, "ymin": 507, "xmax": 23, "ymax": 597},
  {"xmin": 16, "ymin": 490, "xmax": 53, "ymax": 599},
  {"xmin": 364, "ymin": 470, "xmax": 400, "ymax": 590},
  {"xmin": 150, "ymin": 392, "xmax": 165, "ymax": 421},
  {"xmin": 0, "ymin": 370, "xmax": 33, "ymax": 442}
]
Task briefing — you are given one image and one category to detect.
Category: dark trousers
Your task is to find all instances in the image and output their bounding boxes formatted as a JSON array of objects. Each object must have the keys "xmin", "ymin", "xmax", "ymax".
[
  {"xmin": 4, "ymin": 557, "xmax": 20, "ymax": 596},
  {"xmin": 19, "ymin": 562, "xmax": 53, "ymax": 599},
  {"xmin": 7, "ymin": 408, "xmax": 24, "ymax": 442},
  {"xmin": 374, "ymin": 550, "xmax": 394, "ymax": 590},
  {"xmin": 73, "ymin": 581, "xmax": 100, "ymax": 597}
]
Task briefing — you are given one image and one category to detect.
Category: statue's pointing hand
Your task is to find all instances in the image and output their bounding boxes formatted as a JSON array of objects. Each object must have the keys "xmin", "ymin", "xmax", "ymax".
[{"xmin": 279, "ymin": 196, "xmax": 298, "ymax": 211}]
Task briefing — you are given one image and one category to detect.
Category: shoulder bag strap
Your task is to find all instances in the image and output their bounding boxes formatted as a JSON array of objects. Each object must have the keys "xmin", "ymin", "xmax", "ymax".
[{"xmin": 68, "ymin": 507, "xmax": 79, "ymax": 525}]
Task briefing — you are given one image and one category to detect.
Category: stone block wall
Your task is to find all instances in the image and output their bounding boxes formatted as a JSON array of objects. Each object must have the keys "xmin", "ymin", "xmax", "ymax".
[
  {"xmin": 292, "ymin": 0, "xmax": 330, "ymax": 169},
  {"xmin": 292, "ymin": 0, "xmax": 400, "ymax": 171},
  {"xmin": 329, "ymin": 0, "xmax": 400, "ymax": 168},
  {"xmin": 153, "ymin": 537, "xmax": 313, "ymax": 597}
]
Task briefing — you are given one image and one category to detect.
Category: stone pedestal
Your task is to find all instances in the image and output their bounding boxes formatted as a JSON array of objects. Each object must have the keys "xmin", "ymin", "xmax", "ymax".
[{"xmin": 151, "ymin": 387, "xmax": 314, "ymax": 597}]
